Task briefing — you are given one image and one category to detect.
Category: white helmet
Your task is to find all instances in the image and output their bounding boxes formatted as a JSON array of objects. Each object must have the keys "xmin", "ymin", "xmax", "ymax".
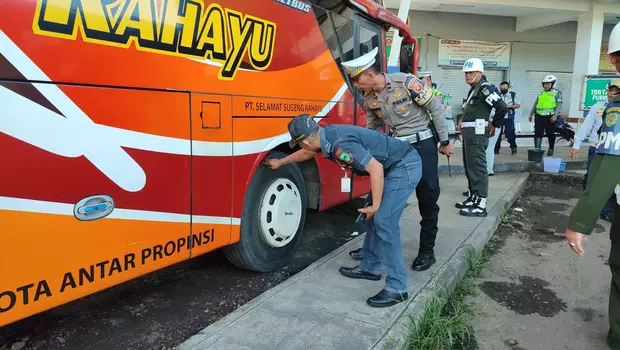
[
  {"xmin": 462, "ymin": 58, "xmax": 484, "ymax": 73},
  {"xmin": 542, "ymin": 75, "xmax": 557, "ymax": 86},
  {"xmin": 608, "ymin": 22, "xmax": 620, "ymax": 54}
]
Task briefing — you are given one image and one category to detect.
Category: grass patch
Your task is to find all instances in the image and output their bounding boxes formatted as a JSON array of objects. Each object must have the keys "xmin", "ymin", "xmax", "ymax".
[
  {"xmin": 400, "ymin": 211, "xmax": 519, "ymax": 350},
  {"xmin": 401, "ymin": 249, "xmax": 490, "ymax": 350}
]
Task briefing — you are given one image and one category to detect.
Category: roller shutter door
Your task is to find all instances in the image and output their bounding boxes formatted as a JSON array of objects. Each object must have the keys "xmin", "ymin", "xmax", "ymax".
[
  {"xmin": 521, "ymin": 71, "xmax": 573, "ymax": 117},
  {"xmin": 437, "ymin": 68, "xmax": 506, "ymax": 117}
]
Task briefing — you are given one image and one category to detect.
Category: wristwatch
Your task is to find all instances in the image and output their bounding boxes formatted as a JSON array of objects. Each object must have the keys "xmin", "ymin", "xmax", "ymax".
[{"xmin": 440, "ymin": 140, "xmax": 450, "ymax": 146}]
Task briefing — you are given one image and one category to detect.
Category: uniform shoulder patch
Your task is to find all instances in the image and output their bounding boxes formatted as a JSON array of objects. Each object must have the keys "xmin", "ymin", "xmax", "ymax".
[
  {"xmin": 606, "ymin": 110, "xmax": 619, "ymax": 127},
  {"xmin": 407, "ymin": 76, "xmax": 424, "ymax": 93},
  {"xmin": 334, "ymin": 146, "xmax": 353, "ymax": 164}
]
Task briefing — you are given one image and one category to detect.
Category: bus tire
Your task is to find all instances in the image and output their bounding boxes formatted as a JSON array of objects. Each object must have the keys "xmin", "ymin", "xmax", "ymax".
[{"xmin": 223, "ymin": 150, "xmax": 307, "ymax": 273}]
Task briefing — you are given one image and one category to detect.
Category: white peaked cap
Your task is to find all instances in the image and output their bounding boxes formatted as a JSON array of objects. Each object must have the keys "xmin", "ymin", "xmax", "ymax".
[
  {"xmin": 341, "ymin": 47, "xmax": 379, "ymax": 77},
  {"xmin": 417, "ymin": 71, "xmax": 432, "ymax": 78}
]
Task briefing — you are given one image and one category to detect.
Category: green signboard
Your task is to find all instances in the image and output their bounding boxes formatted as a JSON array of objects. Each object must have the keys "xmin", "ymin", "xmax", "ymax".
[{"xmin": 582, "ymin": 75, "xmax": 620, "ymax": 110}]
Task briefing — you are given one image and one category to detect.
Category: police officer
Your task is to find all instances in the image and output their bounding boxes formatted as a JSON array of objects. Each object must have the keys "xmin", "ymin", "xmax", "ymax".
[
  {"xmin": 456, "ymin": 58, "xmax": 507, "ymax": 217},
  {"xmin": 495, "ymin": 81, "xmax": 520, "ymax": 155},
  {"xmin": 565, "ymin": 23, "xmax": 620, "ymax": 347},
  {"xmin": 262, "ymin": 114, "xmax": 422, "ymax": 308},
  {"xmin": 339, "ymin": 47, "xmax": 453, "ymax": 271},
  {"xmin": 529, "ymin": 75, "xmax": 563, "ymax": 156},
  {"xmin": 570, "ymin": 79, "xmax": 620, "ymax": 221}
]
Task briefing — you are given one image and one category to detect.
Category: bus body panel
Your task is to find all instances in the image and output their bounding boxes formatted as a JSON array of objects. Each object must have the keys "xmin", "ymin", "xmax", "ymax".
[{"xmin": 0, "ymin": 0, "xmax": 399, "ymax": 326}]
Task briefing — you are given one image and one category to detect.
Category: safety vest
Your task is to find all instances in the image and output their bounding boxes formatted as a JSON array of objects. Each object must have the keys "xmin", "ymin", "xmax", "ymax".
[
  {"xmin": 535, "ymin": 90, "xmax": 558, "ymax": 116},
  {"xmin": 596, "ymin": 98, "xmax": 620, "ymax": 156}
]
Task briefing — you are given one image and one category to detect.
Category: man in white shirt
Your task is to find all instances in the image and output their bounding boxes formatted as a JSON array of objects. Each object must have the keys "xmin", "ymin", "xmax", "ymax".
[{"xmin": 570, "ymin": 79, "xmax": 620, "ymax": 221}]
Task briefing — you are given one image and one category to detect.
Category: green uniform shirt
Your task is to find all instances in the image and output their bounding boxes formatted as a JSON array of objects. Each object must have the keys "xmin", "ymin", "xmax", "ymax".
[{"xmin": 567, "ymin": 94, "xmax": 620, "ymax": 235}]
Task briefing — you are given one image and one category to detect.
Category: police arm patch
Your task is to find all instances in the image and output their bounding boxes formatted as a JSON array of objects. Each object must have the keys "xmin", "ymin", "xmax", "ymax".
[
  {"xmin": 334, "ymin": 147, "xmax": 353, "ymax": 165},
  {"xmin": 481, "ymin": 85, "xmax": 501, "ymax": 106},
  {"xmin": 405, "ymin": 76, "xmax": 433, "ymax": 107},
  {"xmin": 606, "ymin": 111, "xmax": 619, "ymax": 127},
  {"xmin": 407, "ymin": 76, "xmax": 424, "ymax": 93}
]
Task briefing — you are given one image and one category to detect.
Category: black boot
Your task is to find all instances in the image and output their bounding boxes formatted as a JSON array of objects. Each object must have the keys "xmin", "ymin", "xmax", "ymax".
[
  {"xmin": 511, "ymin": 147, "xmax": 517, "ymax": 155},
  {"xmin": 534, "ymin": 138, "xmax": 542, "ymax": 150},
  {"xmin": 366, "ymin": 289, "xmax": 408, "ymax": 308},
  {"xmin": 412, "ymin": 252, "xmax": 436, "ymax": 271},
  {"xmin": 547, "ymin": 148, "xmax": 554, "ymax": 156},
  {"xmin": 349, "ymin": 248, "xmax": 363, "ymax": 260}
]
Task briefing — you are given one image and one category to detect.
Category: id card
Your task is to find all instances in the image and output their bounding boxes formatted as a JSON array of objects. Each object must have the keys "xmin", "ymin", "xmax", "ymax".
[
  {"xmin": 475, "ymin": 119, "xmax": 486, "ymax": 135},
  {"xmin": 341, "ymin": 176, "xmax": 351, "ymax": 193},
  {"xmin": 341, "ymin": 170, "xmax": 351, "ymax": 193}
]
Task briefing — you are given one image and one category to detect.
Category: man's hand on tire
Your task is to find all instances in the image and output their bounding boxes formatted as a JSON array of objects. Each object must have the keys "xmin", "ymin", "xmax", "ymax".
[{"xmin": 262, "ymin": 159, "xmax": 282, "ymax": 170}]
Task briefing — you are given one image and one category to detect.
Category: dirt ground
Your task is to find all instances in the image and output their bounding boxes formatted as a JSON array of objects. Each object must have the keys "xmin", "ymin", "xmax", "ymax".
[
  {"xmin": 0, "ymin": 198, "xmax": 366, "ymax": 350},
  {"xmin": 467, "ymin": 173, "xmax": 613, "ymax": 350}
]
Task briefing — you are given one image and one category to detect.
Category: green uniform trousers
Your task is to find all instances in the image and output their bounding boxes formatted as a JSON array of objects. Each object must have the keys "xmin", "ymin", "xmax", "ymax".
[
  {"xmin": 609, "ymin": 205, "xmax": 620, "ymax": 349},
  {"xmin": 462, "ymin": 127, "xmax": 489, "ymax": 198},
  {"xmin": 568, "ymin": 154, "xmax": 620, "ymax": 348}
]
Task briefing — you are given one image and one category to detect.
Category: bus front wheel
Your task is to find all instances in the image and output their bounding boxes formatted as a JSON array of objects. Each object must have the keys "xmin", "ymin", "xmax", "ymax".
[{"xmin": 223, "ymin": 151, "xmax": 307, "ymax": 273}]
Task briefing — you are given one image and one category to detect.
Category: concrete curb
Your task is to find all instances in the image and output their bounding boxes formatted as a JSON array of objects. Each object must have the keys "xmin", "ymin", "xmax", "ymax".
[
  {"xmin": 371, "ymin": 172, "xmax": 530, "ymax": 350},
  {"xmin": 437, "ymin": 160, "xmax": 586, "ymax": 175},
  {"xmin": 176, "ymin": 233, "xmax": 368, "ymax": 350}
]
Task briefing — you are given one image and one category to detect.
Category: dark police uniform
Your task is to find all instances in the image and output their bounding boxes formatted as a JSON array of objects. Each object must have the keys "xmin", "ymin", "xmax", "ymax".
[
  {"xmin": 356, "ymin": 72, "xmax": 449, "ymax": 271},
  {"xmin": 456, "ymin": 77, "xmax": 507, "ymax": 216},
  {"xmin": 286, "ymin": 115, "xmax": 423, "ymax": 307},
  {"xmin": 567, "ymin": 95, "xmax": 620, "ymax": 347}
]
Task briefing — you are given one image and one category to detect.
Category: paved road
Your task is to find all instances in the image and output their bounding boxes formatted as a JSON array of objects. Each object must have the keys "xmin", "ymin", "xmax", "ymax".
[{"xmin": 0, "ymin": 198, "xmax": 366, "ymax": 350}]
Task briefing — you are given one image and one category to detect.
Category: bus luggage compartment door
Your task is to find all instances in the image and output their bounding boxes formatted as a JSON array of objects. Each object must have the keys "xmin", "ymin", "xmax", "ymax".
[{"xmin": 189, "ymin": 94, "xmax": 233, "ymax": 258}]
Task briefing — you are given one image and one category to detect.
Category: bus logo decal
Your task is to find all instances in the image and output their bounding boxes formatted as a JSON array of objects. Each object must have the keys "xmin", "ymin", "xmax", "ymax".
[
  {"xmin": 32, "ymin": 0, "xmax": 277, "ymax": 81},
  {"xmin": 273, "ymin": 0, "xmax": 311, "ymax": 13}
]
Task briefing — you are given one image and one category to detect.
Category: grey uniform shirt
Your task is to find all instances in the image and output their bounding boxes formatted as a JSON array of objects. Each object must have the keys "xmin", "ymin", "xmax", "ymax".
[{"xmin": 364, "ymin": 73, "xmax": 449, "ymax": 142}]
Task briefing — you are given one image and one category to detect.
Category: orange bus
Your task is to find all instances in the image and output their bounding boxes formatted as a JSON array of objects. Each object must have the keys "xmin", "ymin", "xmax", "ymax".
[{"xmin": 0, "ymin": 0, "xmax": 419, "ymax": 327}]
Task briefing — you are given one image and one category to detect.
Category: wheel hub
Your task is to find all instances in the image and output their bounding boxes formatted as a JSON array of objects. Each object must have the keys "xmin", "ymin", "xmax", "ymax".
[{"xmin": 259, "ymin": 178, "xmax": 302, "ymax": 248}]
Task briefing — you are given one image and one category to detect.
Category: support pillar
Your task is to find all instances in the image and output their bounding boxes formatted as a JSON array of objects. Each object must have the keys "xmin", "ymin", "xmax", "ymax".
[
  {"xmin": 569, "ymin": 9, "xmax": 604, "ymax": 119},
  {"xmin": 387, "ymin": 0, "xmax": 410, "ymax": 73}
]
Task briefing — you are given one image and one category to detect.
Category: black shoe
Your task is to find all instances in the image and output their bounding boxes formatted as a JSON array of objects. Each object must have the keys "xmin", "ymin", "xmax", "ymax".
[
  {"xmin": 339, "ymin": 265, "xmax": 381, "ymax": 281},
  {"xmin": 366, "ymin": 289, "xmax": 408, "ymax": 308},
  {"xmin": 547, "ymin": 149, "xmax": 554, "ymax": 156},
  {"xmin": 459, "ymin": 205, "xmax": 487, "ymax": 217},
  {"xmin": 412, "ymin": 254, "xmax": 436, "ymax": 271},
  {"xmin": 601, "ymin": 214, "xmax": 612, "ymax": 223},
  {"xmin": 459, "ymin": 197, "xmax": 487, "ymax": 217},
  {"xmin": 455, "ymin": 196, "xmax": 474, "ymax": 209},
  {"xmin": 349, "ymin": 248, "xmax": 363, "ymax": 260},
  {"xmin": 511, "ymin": 148, "xmax": 517, "ymax": 155}
]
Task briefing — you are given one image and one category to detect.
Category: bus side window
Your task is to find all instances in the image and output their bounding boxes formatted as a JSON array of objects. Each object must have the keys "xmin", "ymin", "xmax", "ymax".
[
  {"xmin": 356, "ymin": 17, "xmax": 383, "ymax": 74},
  {"xmin": 311, "ymin": 4, "xmax": 356, "ymax": 90}
]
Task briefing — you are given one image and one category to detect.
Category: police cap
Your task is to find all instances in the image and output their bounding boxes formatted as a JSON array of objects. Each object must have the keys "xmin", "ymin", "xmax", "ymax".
[
  {"xmin": 341, "ymin": 47, "xmax": 378, "ymax": 78},
  {"xmin": 288, "ymin": 114, "xmax": 319, "ymax": 148}
]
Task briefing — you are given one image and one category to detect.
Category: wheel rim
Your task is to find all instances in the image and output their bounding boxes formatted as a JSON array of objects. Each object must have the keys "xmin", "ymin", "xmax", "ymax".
[{"xmin": 259, "ymin": 178, "xmax": 303, "ymax": 248}]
